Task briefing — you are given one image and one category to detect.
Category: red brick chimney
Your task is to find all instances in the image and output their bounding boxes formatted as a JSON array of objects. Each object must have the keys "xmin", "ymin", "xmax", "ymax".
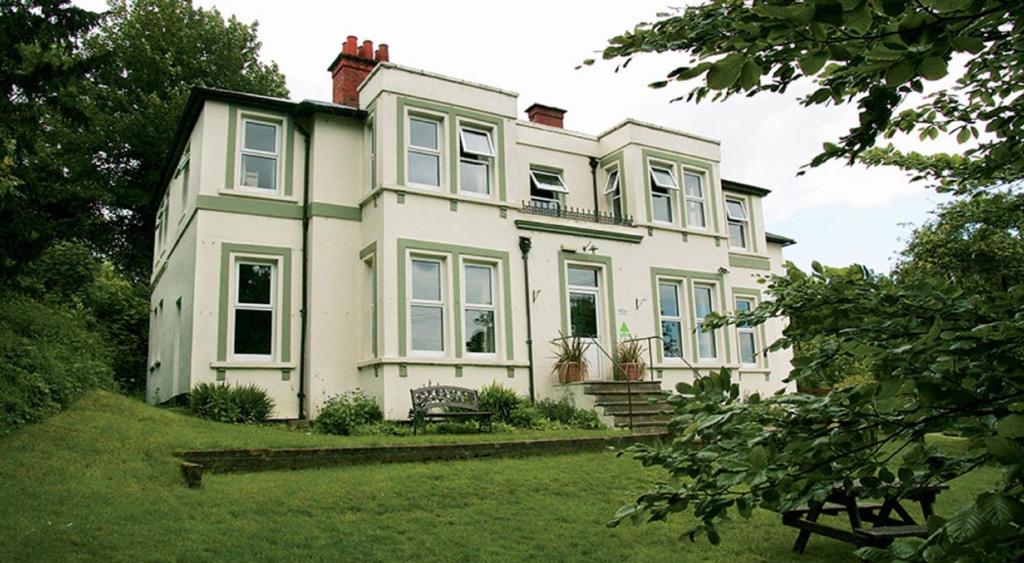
[
  {"xmin": 525, "ymin": 103, "xmax": 566, "ymax": 128},
  {"xmin": 328, "ymin": 35, "xmax": 389, "ymax": 108}
]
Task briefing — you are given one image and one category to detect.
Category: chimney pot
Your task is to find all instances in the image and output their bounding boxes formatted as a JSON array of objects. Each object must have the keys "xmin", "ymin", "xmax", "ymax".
[
  {"xmin": 329, "ymin": 35, "xmax": 389, "ymax": 108},
  {"xmin": 525, "ymin": 103, "xmax": 567, "ymax": 129}
]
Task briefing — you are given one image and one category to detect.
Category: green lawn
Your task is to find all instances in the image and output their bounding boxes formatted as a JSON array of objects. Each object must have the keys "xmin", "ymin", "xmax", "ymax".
[{"xmin": 0, "ymin": 391, "xmax": 1000, "ymax": 562}]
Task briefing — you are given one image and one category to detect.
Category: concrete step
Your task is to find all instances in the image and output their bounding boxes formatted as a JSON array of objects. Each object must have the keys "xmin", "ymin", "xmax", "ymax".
[
  {"xmin": 601, "ymin": 403, "xmax": 674, "ymax": 416},
  {"xmin": 593, "ymin": 393, "xmax": 670, "ymax": 406},
  {"xmin": 582, "ymin": 381, "xmax": 663, "ymax": 394},
  {"xmin": 613, "ymin": 413, "xmax": 673, "ymax": 426}
]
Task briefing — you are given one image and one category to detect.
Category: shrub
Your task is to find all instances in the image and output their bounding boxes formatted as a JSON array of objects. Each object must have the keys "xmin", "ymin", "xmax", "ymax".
[
  {"xmin": 351, "ymin": 421, "xmax": 409, "ymax": 436},
  {"xmin": 478, "ymin": 382, "xmax": 522, "ymax": 423},
  {"xmin": 508, "ymin": 405, "xmax": 550, "ymax": 429},
  {"xmin": 570, "ymin": 409, "xmax": 604, "ymax": 430},
  {"xmin": 315, "ymin": 391, "xmax": 383, "ymax": 436},
  {"xmin": 0, "ymin": 291, "xmax": 115, "ymax": 436},
  {"xmin": 535, "ymin": 394, "xmax": 605, "ymax": 429},
  {"xmin": 188, "ymin": 383, "xmax": 274, "ymax": 424}
]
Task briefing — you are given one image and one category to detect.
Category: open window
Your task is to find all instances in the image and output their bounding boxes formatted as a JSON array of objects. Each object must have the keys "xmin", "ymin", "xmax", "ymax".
[
  {"xmin": 604, "ymin": 168, "xmax": 622, "ymax": 220},
  {"xmin": 459, "ymin": 126, "xmax": 494, "ymax": 196},
  {"xmin": 529, "ymin": 168, "xmax": 568, "ymax": 209},
  {"xmin": 649, "ymin": 164, "xmax": 678, "ymax": 223}
]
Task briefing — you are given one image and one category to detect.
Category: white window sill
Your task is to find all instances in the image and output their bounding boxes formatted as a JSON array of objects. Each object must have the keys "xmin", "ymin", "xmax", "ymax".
[
  {"xmin": 219, "ymin": 188, "xmax": 298, "ymax": 204},
  {"xmin": 210, "ymin": 361, "xmax": 296, "ymax": 370}
]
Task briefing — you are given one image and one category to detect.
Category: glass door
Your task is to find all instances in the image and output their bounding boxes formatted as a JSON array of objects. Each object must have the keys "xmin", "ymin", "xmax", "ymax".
[{"xmin": 567, "ymin": 265, "xmax": 603, "ymax": 380}]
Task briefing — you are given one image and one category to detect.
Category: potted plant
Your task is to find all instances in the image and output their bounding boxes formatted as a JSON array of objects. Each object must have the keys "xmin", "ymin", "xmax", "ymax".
[
  {"xmin": 552, "ymin": 332, "xmax": 589, "ymax": 383},
  {"xmin": 613, "ymin": 340, "xmax": 646, "ymax": 381}
]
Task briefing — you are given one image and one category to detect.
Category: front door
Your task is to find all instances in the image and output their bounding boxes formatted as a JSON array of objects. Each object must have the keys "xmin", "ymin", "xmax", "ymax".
[{"xmin": 567, "ymin": 265, "xmax": 603, "ymax": 380}]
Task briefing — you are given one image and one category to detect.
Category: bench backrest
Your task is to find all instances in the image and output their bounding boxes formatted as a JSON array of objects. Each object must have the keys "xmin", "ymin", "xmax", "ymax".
[{"xmin": 410, "ymin": 385, "xmax": 480, "ymax": 412}]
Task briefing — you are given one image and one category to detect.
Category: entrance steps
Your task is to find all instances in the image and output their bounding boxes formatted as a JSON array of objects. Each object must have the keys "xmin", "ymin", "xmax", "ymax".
[{"xmin": 579, "ymin": 381, "xmax": 674, "ymax": 434}]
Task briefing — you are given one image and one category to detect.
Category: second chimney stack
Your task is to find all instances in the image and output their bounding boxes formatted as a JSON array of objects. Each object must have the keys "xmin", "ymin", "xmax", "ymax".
[{"xmin": 329, "ymin": 35, "xmax": 389, "ymax": 108}]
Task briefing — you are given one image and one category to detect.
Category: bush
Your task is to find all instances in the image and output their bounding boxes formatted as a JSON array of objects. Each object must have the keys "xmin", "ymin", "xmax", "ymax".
[
  {"xmin": 0, "ymin": 291, "xmax": 115, "ymax": 436},
  {"xmin": 188, "ymin": 383, "xmax": 274, "ymax": 424},
  {"xmin": 536, "ymin": 394, "xmax": 605, "ymax": 429},
  {"xmin": 315, "ymin": 391, "xmax": 383, "ymax": 436},
  {"xmin": 508, "ymin": 405, "xmax": 550, "ymax": 429},
  {"xmin": 569, "ymin": 409, "xmax": 604, "ymax": 430},
  {"xmin": 351, "ymin": 421, "xmax": 410, "ymax": 436},
  {"xmin": 478, "ymin": 382, "xmax": 523, "ymax": 423}
]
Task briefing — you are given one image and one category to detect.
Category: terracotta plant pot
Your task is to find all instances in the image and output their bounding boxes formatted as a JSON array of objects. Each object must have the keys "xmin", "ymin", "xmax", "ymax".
[
  {"xmin": 559, "ymin": 362, "xmax": 587, "ymax": 384},
  {"xmin": 618, "ymin": 362, "xmax": 644, "ymax": 381}
]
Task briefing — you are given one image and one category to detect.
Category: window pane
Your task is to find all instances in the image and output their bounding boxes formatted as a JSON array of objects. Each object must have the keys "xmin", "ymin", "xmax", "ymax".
[
  {"xmin": 530, "ymin": 170, "xmax": 567, "ymax": 193},
  {"xmin": 465, "ymin": 309, "xmax": 495, "ymax": 353},
  {"xmin": 411, "ymin": 305, "xmax": 443, "ymax": 351},
  {"xmin": 569, "ymin": 292, "xmax": 598, "ymax": 338},
  {"xmin": 684, "ymin": 172, "xmax": 703, "ymax": 197},
  {"xmin": 651, "ymin": 167, "xmax": 677, "ymax": 189},
  {"xmin": 659, "ymin": 283, "xmax": 679, "ymax": 317},
  {"xmin": 604, "ymin": 170, "xmax": 619, "ymax": 194},
  {"xmin": 740, "ymin": 332, "xmax": 757, "ymax": 364},
  {"xmin": 611, "ymin": 192, "xmax": 622, "ymax": 220},
  {"xmin": 238, "ymin": 264, "xmax": 272, "ymax": 304},
  {"xmin": 460, "ymin": 159, "xmax": 489, "ymax": 194},
  {"xmin": 653, "ymin": 193, "xmax": 673, "ymax": 222},
  {"xmin": 694, "ymin": 286, "xmax": 714, "ymax": 318},
  {"xmin": 409, "ymin": 151, "xmax": 440, "ymax": 186},
  {"xmin": 234, "ymin": 309, "xmax": 272, "ymax": 355},
  {"xmin": 735, "ymin": 299, "xmax": 752, "ymax": 312},
  {"xmin": 567, "ymin": 266, "xmax": 598, "ymax": 288},
  {"xmin": 411, "ymin": 260, "xmax": 441, "ymax": 301},
  {"xmin": 244, "ymin": 121, "xmax": 277, "ymax": 153},
  {"xmin": 729, "ymin": 222, "xmax": 747, "ymax": 248},
  {"xmin": 726, "ymin": 199, "xmax": 747, "ymax": 220},
  {"xmin": 698, "ymin": 329, "xmax": 717, "ymax": 359},
  {"xmin": 661, "ymin": 321, "xmax": 683, "ymax": 359},
  {"xmin": 409, "ymin": 118, "xmax": 438, "ymax": 149},
  {"xmin": 464, "ymin": 265, "xmax": 493, "ymax": 305},
  {"xmin": 686, "ymin": 200, "xmax": 706, "ymax": 228},
  {"xmin": 460, "ymin": 128, "xmax": 493, "ymax": 156},
  {"xmin": 241, "ymin": 154, "xmax": 277, "ymax": 190}
]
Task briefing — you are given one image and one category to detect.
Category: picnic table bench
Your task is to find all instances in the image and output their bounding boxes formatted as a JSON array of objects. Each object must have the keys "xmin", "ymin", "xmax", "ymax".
[
  {"xmin": 408, "ymin": 385, "xmax": 493, "ymax": 435},
  {"xmin": 782, "ymin": 482, "xmax": 947, "ymax": 553}
]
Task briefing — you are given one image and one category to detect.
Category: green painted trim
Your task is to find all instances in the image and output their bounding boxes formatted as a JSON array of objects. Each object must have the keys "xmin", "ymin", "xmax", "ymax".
[
  {"xmin": 307, "ymin": 202, "xmax": 362, "ymax": 221},
  {"xmin": 650, "ymin": 267, "xmax": 731, "ymax": 364},
  {"xmin": 558, "ymin": 251, "xmax": 617, "ymax": 349},
  {"xmin": 728, "ymin": 253, "xmax": 772, "ymax": 271},
  {"xmin": 529, "ymin": 163, "xmax": 564, "ymax": 174},
  {"xmin": 450, "ymin": 200, "xmax": 458, "ymax": 212},
  {"xmin": 732, "ymin": 288, "xmax": 769, "ymax": 369},
  {"xmin": 396, "ymin": 96, "xmax": 508, "ymax": 202},
  {"xmin": 513, "ymin": 220, "xmax": 643, "ymax": 244},
  {"xmin": 396, "ymin": 239, "xmax": 514, "ymax": 360},
  {"xmin": 281, "ymin": 369, "xmax": 291, "ymax": 381},
  {"xmin": 455, "ymin": 365, "xmax": 463, "ymax": 378},
  {"xmin": 499, "ymin": 208, "xmax": 507, "ymax": 219},
  {"xmin": 359, "ymin": 241, "xmax": 377, "ymax": 260},
  {"xmin": 216, "ymin": 369, "xmax": 226, "ymax": 382},
  {"xmin": 599, "ymin": 150, "xmax": 628, "ymax": 221},
  {"xmin": 399, "ymin": 364, "xmax": 408, "ymax": 377},
  {"xmin": 506, "ymin": 366, "xmax": 515, "ymax": 379},
  {"xmin": 225, "ymin": 107, "xmax": 238, "ymax": 191},
  {"xmin": 284, "ymin": 120, "xmax": 295, "ymax": 197},
  {"xmin": 217, "ymin": 243, "xmax": 293, "ymax": 363},
  {"xmin": 197, "ymin": 194, "xmax": 302, "ymax": 219},
  {"xmin": 397, "ymin": 192, "xmax": 405, "ymax": 204}
]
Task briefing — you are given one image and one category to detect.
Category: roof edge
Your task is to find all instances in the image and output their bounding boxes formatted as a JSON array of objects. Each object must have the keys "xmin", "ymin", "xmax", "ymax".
[
  {"xmin": 766, "ymin": 232, "xmax": 797, "ymax": 247},
  {"xmin": 722, "ymin": 178, "xmax": 772, "ymax": 197}
]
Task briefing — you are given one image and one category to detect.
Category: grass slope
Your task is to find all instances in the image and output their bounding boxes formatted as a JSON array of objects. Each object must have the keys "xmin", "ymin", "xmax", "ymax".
[{"xmin": 0, "ymin": 391, "xmax": 999, "ymax": 562}]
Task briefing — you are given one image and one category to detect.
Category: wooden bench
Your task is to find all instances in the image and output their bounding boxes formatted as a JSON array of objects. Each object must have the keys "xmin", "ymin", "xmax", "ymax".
[{"xmin": 409, "ymin": 385, "xmax": 494, "ymax": 435}]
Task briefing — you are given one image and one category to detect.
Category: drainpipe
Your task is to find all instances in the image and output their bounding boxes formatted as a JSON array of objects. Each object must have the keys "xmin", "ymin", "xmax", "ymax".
[
  {"xmin": 294, "ymin": 118, "xmax": 312, "ymax": 420},
  {"xmin": 518, "ymin": 236, "xmax": 536, "ymax": 403},
  {"xmin": 589, "ymin": 157, "xmax": 600, "ymax": 222}
]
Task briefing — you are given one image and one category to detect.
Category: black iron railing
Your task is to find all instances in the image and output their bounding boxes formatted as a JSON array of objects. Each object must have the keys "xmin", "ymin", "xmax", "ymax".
[{"xmin": 520, "ymin": 200, "xmax": 634, "ymax": 227}]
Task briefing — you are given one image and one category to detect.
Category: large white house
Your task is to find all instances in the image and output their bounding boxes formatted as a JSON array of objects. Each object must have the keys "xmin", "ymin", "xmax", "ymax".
[{"xmin": 147, "ymin": 36, "xmax": 796, "ymax": 422}]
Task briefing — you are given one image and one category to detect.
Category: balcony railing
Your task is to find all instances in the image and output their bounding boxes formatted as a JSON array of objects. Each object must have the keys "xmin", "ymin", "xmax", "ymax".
[{"xmin": 520, "ymin": 200, "xmax": 634, "ymax": 227}]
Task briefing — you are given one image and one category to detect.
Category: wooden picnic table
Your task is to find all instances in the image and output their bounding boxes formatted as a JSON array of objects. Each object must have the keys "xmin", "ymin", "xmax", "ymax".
[{"xmin": 782, "ymin": 483, "xmax": 948, "ymax": 553}]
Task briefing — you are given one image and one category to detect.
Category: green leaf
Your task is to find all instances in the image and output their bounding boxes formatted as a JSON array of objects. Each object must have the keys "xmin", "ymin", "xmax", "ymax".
[
  {"xmin": 977, "ymin": 492, "xmax": 1024, "ymax": 526},
  {"xmin": 956, "ymin": 128, "xmax": 971, "ymax": 144},
  {"xmin": 986, "ymin": 436, "xmax": 1024, "ymax": 464},
  {"xmin": 996, "ymin": 414, "xmax": 1024, "ymax": 438},
  {"xmin": 738, "ymin": 60, "xmax": 762, "ymax": 89},
  {"xmin": 799, "ymin": 51, "xmax": 829, "ymax": 76},
  {"xmin": 885, "ymin": 60, "xmax": 915, "ymax": 86},
  {"xmin": 846, "ymin": 2, "xmax": 872, "ymax": 33},
  {"xmin": 921, "ymin": 0, "xmax": 970, "ymax": 12},
  {"xmin": 812, "ymin": 1, "xmax": 844, "ymax": 25},
  {"xmin": 706, "ymin": 53, "xmax": 746, "ymax": 90},
  {"xmin": 951, "ymin": 36, "xmax": 984, "ymax": 54},
  {"xmin": 945, "ymin": 505, "xmax": 985, "ymax": 542},
  {"xmin": 881, "ymin": 0, "xmax": 907, "ymax": 16},
  {"xmin": 919, "ymin": 57, "xmax": 948, "ymax": 80}
]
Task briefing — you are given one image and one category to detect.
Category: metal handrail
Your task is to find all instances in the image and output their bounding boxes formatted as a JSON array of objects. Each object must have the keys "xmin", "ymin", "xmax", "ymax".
[{"xmin": 550, "ymin": 334, "xmax": 705, "ymax": 432}]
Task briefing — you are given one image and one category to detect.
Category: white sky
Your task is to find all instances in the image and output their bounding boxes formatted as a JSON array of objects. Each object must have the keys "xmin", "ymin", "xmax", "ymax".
[{"xmin": 77, "ymin": 0, "xmax": 954, "ymax": 272}]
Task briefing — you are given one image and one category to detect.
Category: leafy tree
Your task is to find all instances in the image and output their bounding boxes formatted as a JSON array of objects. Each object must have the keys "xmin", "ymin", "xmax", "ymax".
[
  {"xmin": 590, "ymin": 0, "xmax": 1021, "ymax": 193},
  {"xmin": 0, "ymin": 0, "xmax": 102, "ymax": 279},
  {"xmin": 79, "ymin": 0, "xmax": 288, "ymax": 280}
]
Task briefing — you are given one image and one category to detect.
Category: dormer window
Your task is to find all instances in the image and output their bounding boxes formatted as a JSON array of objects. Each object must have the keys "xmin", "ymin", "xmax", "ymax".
[
  {"xmin": 240, "ymin": 119, "xmax": 279, "ymax": 192},
  {"xmin": 649, "ymin": 164, "xmax": 678, "ymax": 223},
  {"xmin": 529, "ymin": 168, "xmax": 568, "ymax": 209},
  {"xmin": 726, "ymin": 198, "xmax": 750, "ymax": 249},
  {"xmin": 604, "ymin": 168, "xmax": 622, "ymax": 220},
  {"xmin": 459, "ymin": 126, "xmax": 494, "ymax": 196}
]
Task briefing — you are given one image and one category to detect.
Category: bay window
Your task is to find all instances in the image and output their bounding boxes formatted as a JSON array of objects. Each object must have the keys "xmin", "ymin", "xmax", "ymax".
[
  {"xmin": 463, "ymin": 263, "xmax": 496, "ymax": 354},
  {"xmin": 735, "ymin": 297, "xmax": 758, "ymax": 365},
  {"xmin": 240, "ymin": 119, "xmax": 279, "ymax": 192},
  {"xmin": 727, "ymin": 198, "xmax": 750, "ymax": 250},
  {"xmin": 649, "ymin": 163, "xmax": 678, "ymax": 223},
  {"xmin": 458, "ymin": 126, "xmax": 494, "ymax": 196},
  {"xmin": 408, "ymin": 117, "xmax": 441, "ymax": 187},
  {"xmin": 410, "ymin": 258, "xmax": 445, "ymax": 352},
  {"xmin": 693, "ymin": 283, "xmax": 717, "ymax": 360}
]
